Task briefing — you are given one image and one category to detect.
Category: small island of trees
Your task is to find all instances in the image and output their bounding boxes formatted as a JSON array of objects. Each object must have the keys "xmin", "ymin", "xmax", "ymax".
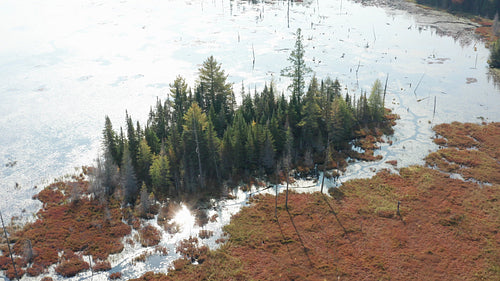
[{"xmin": 93, "ymin": 28, "xmax": 398, "ymax": 206}]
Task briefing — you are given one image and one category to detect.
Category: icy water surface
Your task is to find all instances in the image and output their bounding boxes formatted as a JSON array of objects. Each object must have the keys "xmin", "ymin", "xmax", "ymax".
[{"xmin": 1, "ymin": 0, "xmax": 500, "ymax": 279}]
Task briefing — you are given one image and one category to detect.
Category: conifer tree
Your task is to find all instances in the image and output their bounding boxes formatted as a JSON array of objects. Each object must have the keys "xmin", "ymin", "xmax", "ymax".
[
  {"xmin": 150, "ymin": 152, "xmax": 171, "ymax": 197},
  {"xmin": 232, "ymin": 110, "xmax": 248, "ymax": 172},
  {"xmin": 281, "ymin": 28, "xmax": 312, "ymax": 102},
  {"xmin": 261, "ymin": 126, "xmax": 276, "ymax": 175},
  {"xmin": 137, "ymin": 139, "xmax": 153, "ymax": 188},
  {"xmin": 368, "ymin": 79, "xmax": 384, "ymax": 122},
  {"xmin": 170, "ymin": 76, "xmax": 190, "ymax": 132},
  {"xmin": 182, "ymin": 102, "xmax": 209, "ymax": 190},
  {"xmin": 299, "ymin": 76, "xmax": 323, "ymax": 150},
  {"xmin": 220, "ymin": 129, "xmax": 234, "ymax": 178},
  {"xmin": 205, "ymin": 117, "xmax": 221, "ymax": 183},
  {"xmin": 103, "ymin": 116, "xmax": 120, "ymax": 165},
  {"xmin": 197, "ymin": 56, "xmax": 234, "ymax": 135},
  {"xmin": 145, "ymin": 126, "xmax": 161, "ymax": 155},
  {"xmin": 121, "ymin": 146, "xmax": 138, "ymax": 205},
  {"xmin": 126, "ymin": 112, "xmax": 139, "ymax": 171}
]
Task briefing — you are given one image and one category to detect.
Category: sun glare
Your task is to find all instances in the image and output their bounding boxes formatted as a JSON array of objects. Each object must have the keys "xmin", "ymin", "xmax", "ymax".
[{"xmin": 173, "ymin": 204, "xmax": 195, "ymax": 231}]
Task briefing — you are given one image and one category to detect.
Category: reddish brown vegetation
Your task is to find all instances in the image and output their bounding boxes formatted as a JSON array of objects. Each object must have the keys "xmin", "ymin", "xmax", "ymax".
[
  {"xmin": 472, "ymin": 17, "xmax": 498, "ymax": 43},
  {"xmin": 175, "ymin": 237, "xmax": 208, "ymax": 264},
  {"xmin": 109, "ymin": 271, "xmax": 122, "ymax": 279},
  {"xmin": 139, "ymin": 225, "xmax": 162, "ymax": 247},
  {"xmin": 426, "ymin": 122, "xmax": 500, "ymax": 183},
  {"xmin": 55, "ymin": 255, "xmax": 90, "ymax": 277},
  {"xmin": 386, "ymin": 159, "xmax": 398, "ymax": 166},
  {"xmin": 93, "ymin": 260, "xmax": 112, "ymax": 272},
  {"xmin": 198, "ymin": 229, "xmax": 214, "ymax": 239},
  {"xmin": 132, "ymin": 122, "xmax": 499, "ymax": 281},
  {"xmin": 0, "ymin": 180, "xmax": 131, "ymax": 278}
]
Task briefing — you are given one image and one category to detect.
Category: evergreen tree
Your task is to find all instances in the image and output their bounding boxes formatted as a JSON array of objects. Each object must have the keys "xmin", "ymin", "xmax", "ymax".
[
  {"xmin": 281, "ymin": 28, "xmax": 312, "ymax": 101},
  {"xmin": 167, "ymin": 127, "xmax": 182, "ymax": 193},
  {"xmin": 170, "ymin": 76, "xmax": 190, "ymax": 132},
  {"xmin": 205, "ymin": 117, "xmax": 221, "ymax": 183},
  {"xmin": 368, "ymin": 79, "xmax": 385, "ymax": 122},
  {"xmin": 121, "ymin": 146, "xmax": 138, "ymax": 205},
  {"xmin": 220, "ymin": 128, "xmax": 234, "ymax": 178},
  {"xmin": 330, "ymin": 96, "xmax": 354, "ymax": 149},
  {"xmin": 241, "ymin": 92, "xmax": 255, "ymax": 123},
  {"xmin": 269, "ymin": 114, "xmax": 285, "ymax": 158},
  {"xmin": 231, "ymin": 110, "xmax": 249, "ymax": 172},
  {"xmin": 182, "ymin": 102, "xmax": 209, "ymax": 191},
  {"xmin": 196, "ymin": 56, "xmax": 235, "ymax": 135},
  {"xmin": 299, "ymin": 76, "xmax": 323, "ymax": 150},
  {"xmin": 260, "ymin": 126, "xmax": 276, "ymax": 175},
  {"xmin": 126, "ymin": 112, "xmax": 139, "ymax": 171},
  {"xmin": 356, "ymin": 92, "xmax": 370, "ymax": 125},
  {"xmin": 103, "ymin": 116, "xmax": 120, "ymax": 165},
  {"xmin": 137, "ymin": 139, "xmax": 153, "ymax": 188},
  {"xmin": 150, "ymin": 152, "xmax": 171, "ymax": 198},
  {"xmin": 137, "ymin": 183, "xmax": 153, "ymax": 218},
  {"xmin": 145, "ymin": 126, "xmax": 161, "ymax": 155}
]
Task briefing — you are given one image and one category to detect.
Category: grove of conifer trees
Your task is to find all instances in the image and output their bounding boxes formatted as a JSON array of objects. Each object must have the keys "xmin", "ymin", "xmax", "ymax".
[
  {"xmin": 416, "ymin": 0, "xmax": 500, "ymax": 19},
  {"xmin": 94, "ymin": 29, "xmax": 393, "ymax": 203}
]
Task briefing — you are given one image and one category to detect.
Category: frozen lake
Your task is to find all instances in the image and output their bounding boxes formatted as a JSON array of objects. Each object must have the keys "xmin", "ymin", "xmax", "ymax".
[{"xmin": 1, "ymin": 0, "xmax": 500, "ymax": 279}]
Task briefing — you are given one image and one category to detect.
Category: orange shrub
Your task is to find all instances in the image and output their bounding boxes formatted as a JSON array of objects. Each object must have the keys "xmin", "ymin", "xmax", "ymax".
[
  {"xmin": 34, "ymin": 188, "xmax": 65, "ymax": 205},
  {"xmin": 26, "ymin": 263, "xmax": 44, "ymax": 276},
  {"xmin": 176, "ymin": 237, "xmax": 208, "ymax": 263},
  {"xmin": 55, "ymin": 256, "xmax": 89, "ymax": 277},
  {"xmin": 4, "ymin": 181, "xmax": 131, "ymax": 278},
  {"xmin": 140, "ymin": 225, "xmax": 162, "ymax": 247},
  {"xmin": 6, "ymin": 266, "xmax": 25, "ymax": 280},
  {"xmin": 0, "ymin": 255, "xmax": 10, "ymax": 270},
  {"xmin": 92, "ymin": 260, "xmax": 111, "ymax": 272},
  {"xmin": 109, "ymin": 272, "xmax": 122, "ymax": 279},
  {"xmin": 199, "ymin": 229, "xmax": 214, "ymax": 239}
]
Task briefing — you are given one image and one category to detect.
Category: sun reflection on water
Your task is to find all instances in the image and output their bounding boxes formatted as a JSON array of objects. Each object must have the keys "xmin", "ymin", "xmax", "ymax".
[{"xmin": 172, "ymin": 204, "xmax": 195, "ymax": 232}]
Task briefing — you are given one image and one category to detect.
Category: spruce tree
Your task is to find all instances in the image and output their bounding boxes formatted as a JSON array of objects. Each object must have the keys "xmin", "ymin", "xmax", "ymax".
[
  {"xmin": 150, "ymin": 152, "xmax": 171, "ymax": 198},
  {"xmin": 170, "ymin": 76, "xmax": 190, "ymax": 132},
  {"xmin": 281, "ymin": 28, "xmax": 312, "ymax": 102},
  {"xmin": 197, "ymin": 56, "xmax": 234, "ymax": 135},
  {"xmin": 368, "ymin": 79, "xmax": 384, "ymax": 122},
  {"xmin": 182, "ymin": 102, "xmax": 209, "ymax": 190},
  {"xmin": 103, "ymin": 116, "xmax": 120, "ymax": 165}
]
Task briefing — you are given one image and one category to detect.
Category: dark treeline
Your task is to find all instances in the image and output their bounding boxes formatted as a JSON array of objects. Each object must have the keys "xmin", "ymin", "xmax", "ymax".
[
  {"xmin": 93, "ymin": 29, "xmax": 393, "ymax": 204},
  {"xmin": 416, "ymin": 0, "xmax": 500, "ymax": 19}
]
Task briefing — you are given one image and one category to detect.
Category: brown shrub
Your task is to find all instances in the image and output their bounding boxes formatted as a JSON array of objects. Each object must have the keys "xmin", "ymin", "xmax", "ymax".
[
  {"xmin": 92, "ymin": 260, "xmax": 111, "ymax": 272},
  {"xmin": 5, "ymin": 265, "xmax": 25, "ymax": 280},
  {"xmin": 172, "ymin": 258, "xmax": 190, "ymax": 271},
  {"xmin": 4, "ymin": 181, "xmax": 130, "ymax": 278},
  {"xmin": 154, "ymin": 246, "xmax": 168, "ymax": 255},
  {"xmin": 176, "ymin": 237, "xmax": 208, "ymax": 263},
  {"xmin": 26, "ymin": 263, "xmax": 44, "ymax": 276},
  {"xmin": 109, "ymin": 271, "xmax": 122, "ymax": 279},
  {"xmin": 199, "ymin": 229, "xmax": 214, "ymax": 239},
  {"xmin": 34, "ymin": 187, "xmax": 65, "ymax": 205},
  {"xmin": 0, "ymin": 255, "xmax": 10, "ymax": 270},
  {"xmin": 139, "ymin": 225, "xmax": 162, "ymax": 247},
  {"xmin": 55, "ymin": 256, "xmax": 89, "ymax": 277}
]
